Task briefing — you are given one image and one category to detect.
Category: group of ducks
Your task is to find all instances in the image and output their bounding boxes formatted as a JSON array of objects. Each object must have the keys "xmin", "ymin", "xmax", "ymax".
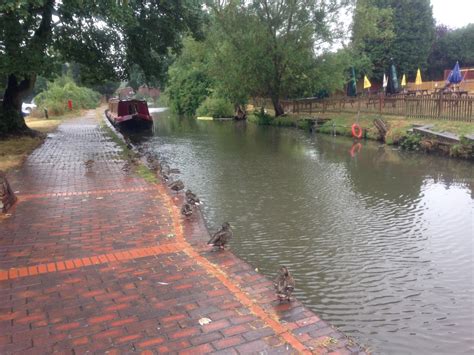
[{"xmin": 155, "ymin": 158, "xmax": 295, "ymax": 302}]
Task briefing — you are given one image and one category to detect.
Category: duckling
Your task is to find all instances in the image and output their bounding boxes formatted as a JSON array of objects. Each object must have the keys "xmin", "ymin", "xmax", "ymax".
[
  {"xmin": 274, "ymin": 266, "xmax": 295, "ymax": 302},
  {"xmin": 181, "ymin": 203, "xmax": 193, "ymax": 217},
  {"xmin": 185, "ymin": 189, "xmax": 201, "ymax": 205},
  {"xmin": 168, "ymin": 179, "xmax": 184, "ymax": 193},
  {"xmin": 207, "ymin": 222, "xmax": 232, "ymax": 250}
]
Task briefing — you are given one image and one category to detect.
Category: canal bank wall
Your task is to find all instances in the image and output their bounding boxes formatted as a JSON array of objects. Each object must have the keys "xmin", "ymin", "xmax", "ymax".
[
  {"xmin": 247, "ymin": 113, "xmax": 474, "ymax": 161},
  {"xmin": 0, "ymin": 110, "xmax": 367, "ymax": 354},
  {"xmin": 103, "ymin": 112, "xmax": 369, "ymax": 354}
]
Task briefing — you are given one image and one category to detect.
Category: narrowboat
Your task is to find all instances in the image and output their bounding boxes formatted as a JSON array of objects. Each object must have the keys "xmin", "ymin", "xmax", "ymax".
[{"xmin": 105, "ymin": 99, "xmax": 153, "ymax": 130}]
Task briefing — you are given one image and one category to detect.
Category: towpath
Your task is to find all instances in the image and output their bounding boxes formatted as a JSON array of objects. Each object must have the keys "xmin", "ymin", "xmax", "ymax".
[{"xmin": 0, "ymin": 111, "xmax": 365, "ymax": 354}]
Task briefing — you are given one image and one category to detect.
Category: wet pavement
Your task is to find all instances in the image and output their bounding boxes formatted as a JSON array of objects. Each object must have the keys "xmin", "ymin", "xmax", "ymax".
[{"xmin": 0, "ymin": 111, "xmax": 364, "ymax": 354}]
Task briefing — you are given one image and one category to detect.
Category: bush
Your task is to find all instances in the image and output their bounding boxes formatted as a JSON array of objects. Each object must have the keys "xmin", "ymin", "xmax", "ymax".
[
  {"xmin": 196, "ymin": 97, "xmax": 234, "ymax": 118},
  {"xmin": 34, "ymin": 76, "xmax": 100, "ymax": 116},
  {"xmin": 248, "ymin": 108, "xmax": 274, "ymax": 125},
  {"xmin": 399, "ymin": 133, "xmax": 422, "ymax": 151}
]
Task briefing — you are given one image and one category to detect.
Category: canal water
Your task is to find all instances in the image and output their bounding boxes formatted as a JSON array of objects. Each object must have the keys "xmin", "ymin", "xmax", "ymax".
[{"xmin": 132, "ymin": 109, "xmax": 473, "ymax": 354}]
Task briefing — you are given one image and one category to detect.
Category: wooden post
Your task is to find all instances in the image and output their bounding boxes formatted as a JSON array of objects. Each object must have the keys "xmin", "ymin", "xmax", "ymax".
[{"xmin": 438, "ymin": 94, "xmax": 443, "ymax": 118}]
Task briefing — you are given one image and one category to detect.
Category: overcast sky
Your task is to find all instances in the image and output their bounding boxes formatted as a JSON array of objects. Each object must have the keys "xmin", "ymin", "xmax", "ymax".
[{"xmin": 431, "ymin": 0, "xmax": 473, "ymax": 28}]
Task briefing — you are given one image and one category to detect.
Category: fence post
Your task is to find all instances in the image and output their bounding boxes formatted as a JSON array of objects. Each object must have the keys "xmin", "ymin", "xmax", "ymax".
[
  {"xmin": 379, "ymin": 93, "xmax": 383, "ymax": 115},
  {"xmin": 309, "ymin": 101, "xmax": 312, "ymax": 114},
  {"xmin": 438, "ymin": 95, "xmax": 443, "ymax": 118}
]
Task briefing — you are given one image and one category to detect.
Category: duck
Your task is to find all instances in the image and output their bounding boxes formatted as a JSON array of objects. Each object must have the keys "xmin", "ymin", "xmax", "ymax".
[
  {"xmin": 181, "ymin": 203, "xmax": 193, "ymax": 217},
  {"xmin": 160, "ymin": 163, "xmax": 171, "ymax": 180},
  {"xmin": 185, "ymin": 189, "xmax": 201, "ymax": 205},
  {"xmin": 84, "ymin": 159, "xmax": 94, "ymax": 171},
  {"xmin": 207, "ymin": 222, "xmax": 232, "ymax": 250},
  {"xmin": 168, "ymin": 179, "xmax": 184, "ymax": 193},
  {"xmin": 274, "ymin": 266, "xmax": 295, "ymax": 302}
]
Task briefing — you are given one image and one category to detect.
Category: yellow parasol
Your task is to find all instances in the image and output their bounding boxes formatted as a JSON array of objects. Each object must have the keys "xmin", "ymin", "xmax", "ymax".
[
  {"xmin": 401, "ymin": 74, "xmax": 406, "ymax": 86},
  {"xmin": 363, "ymin": 75, "xmax": 372, "ymax": 89},
  {"xmin": 415, "ymin": 68, "xmax": 422, "ymax": 85}
]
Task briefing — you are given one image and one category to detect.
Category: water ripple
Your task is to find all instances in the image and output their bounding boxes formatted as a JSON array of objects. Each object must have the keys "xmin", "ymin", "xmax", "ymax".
[{"xmin": 139, "ymin": 113, "xmax": 474, "ymax": 355}]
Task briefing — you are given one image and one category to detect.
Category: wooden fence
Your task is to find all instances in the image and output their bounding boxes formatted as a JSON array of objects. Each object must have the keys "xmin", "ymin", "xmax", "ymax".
[{"xmin": 270, "ymin": 94, "xmax": 474, "ymax": 122}]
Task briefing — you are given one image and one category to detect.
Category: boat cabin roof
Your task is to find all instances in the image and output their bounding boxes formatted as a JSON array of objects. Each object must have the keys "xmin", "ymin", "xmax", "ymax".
[{"xmin": 108, "ymin": 99, "xmax": 150, "ymax": 116}]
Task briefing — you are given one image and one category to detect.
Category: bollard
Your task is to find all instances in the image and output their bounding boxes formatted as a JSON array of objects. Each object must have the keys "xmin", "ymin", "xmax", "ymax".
[{"xmin": 68, "ymin": 99, "xmax": 72, "ymax": 110}]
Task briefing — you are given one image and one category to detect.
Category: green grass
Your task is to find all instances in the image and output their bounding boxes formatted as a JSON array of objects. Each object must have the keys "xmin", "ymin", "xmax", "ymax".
[
  {"xmin": 0, "ymin": 113, "xmax": 79, "ymax": 171},
  {"xmin": 136, "ymin": 165, "xmax": 159, "ymax": 184}
]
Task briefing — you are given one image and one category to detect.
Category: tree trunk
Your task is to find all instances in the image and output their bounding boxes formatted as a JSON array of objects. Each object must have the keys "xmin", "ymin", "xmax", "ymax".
[
  {"xmin": 1, "ymin": 74, "xmax": 36, "ymax": 135},
  {"xmin": 234, "ymin": 104, "xmax": 247, "ymax": 120},
  {"xmin": 271, "ymin": 95, "xmax": 285, "ymax": 116}
]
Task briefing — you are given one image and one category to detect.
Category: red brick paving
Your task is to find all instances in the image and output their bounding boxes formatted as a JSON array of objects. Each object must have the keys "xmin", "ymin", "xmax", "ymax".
[{"xmin": 0, "ymin": 111, "xmax": 366, "ymax": 354}]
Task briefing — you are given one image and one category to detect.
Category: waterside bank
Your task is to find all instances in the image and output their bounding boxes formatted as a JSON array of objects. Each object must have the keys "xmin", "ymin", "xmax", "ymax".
[{"xmin": 0, "ymin": 110, "xmax": 366, "ymax": 354}]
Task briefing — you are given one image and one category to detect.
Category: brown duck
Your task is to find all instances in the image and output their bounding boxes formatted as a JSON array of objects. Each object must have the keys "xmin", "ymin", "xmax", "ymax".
[
  {"xmin": 160, "ymin": 163, "xmax": 171, "ymax": 180},
  {"xmin": 168, "ymin": 179, "xmax": 184, "ymax": 193},
  {"xmin": 181, "ymin": 203, "xmax": 193, "ymax": 217},
  {"xmin": 185, "ymin": 189, "xmax": 201, "ymax": 205},
  {"xmin": 207, "ymin": 222, "xmax": 232, "ymax": 250},
  {"xmin": 274, "ymin": 266, "xmax": 295, "ymax": 302}
]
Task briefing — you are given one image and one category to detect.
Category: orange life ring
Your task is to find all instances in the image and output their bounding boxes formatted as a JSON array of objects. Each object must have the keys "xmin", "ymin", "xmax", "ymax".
[
  {"xmin": 351, "ymin": 123, "xmax": 363, "ymax": 138},
  {"xmin": 350, "ymin": 142, "xmax": 362, "ymax": 157}
]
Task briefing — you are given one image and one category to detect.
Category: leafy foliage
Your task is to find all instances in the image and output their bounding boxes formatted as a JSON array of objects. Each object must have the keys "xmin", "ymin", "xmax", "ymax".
[
  {"xmin": 196, "ymin": 96, "xmax": 234, "ymax": 118},
  {"xmin": 0, "ymin": 0, "xmax": 203, "ymax": 133},
  {"xmin": 351, "ymin": 0, "xmax": 435, "ymax": 81},
  {"xmin": 427, "ymin": 24, "xmax": 474, "ymax": 80},
  {"xmin": 399, "ymin": 133, "xmax": 422, "ymax": 151},
  {"xmin": 164, "ymin": 37, "xmax": 211, "ymax": 116},
  {"xmin": 34, "ymin": 76, "xmax": 100, "ymax": 116},
  {"xmin": 166, "ymin": 0, "xmax": 351, "ymax": 117},
  {"xmin": 205, "ymin": 0, "xmax": 351, "ymax": 115}
]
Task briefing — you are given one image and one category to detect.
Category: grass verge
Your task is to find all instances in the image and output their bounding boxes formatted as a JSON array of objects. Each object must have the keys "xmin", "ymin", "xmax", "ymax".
[{"xmin": 0, "ymin": 113, "xmax": 79, "ymax": 171}]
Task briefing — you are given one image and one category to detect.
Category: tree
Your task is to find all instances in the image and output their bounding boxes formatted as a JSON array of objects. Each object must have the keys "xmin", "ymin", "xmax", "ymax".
[
  {"xmin": 427, "ymin": 24, "xmax": 474, "ymax": 80},
  {"xmin": 0, "ymin": 0, "xmax": 203, "ymax": 135},
  {"xmin": 208, "ymin": 0, "xmax": 350, "ymax": 116},
  {"xmin": 351, "ymin": 0, "xmax": 435, "ymax": 81},
  {"xmin": 165, "ymin": 37, "xmax": 212, "ymax": 116},
  {"xmin": 350, "ymin": 0, "xmax": 394, "ymax": 80},
  {"xmin": 389, "ymin": 0, "xmax": 435, "ymax": 79},
  {"xmin": 127, "ymin": 65, "xmax": 147, "ymax": 92}
]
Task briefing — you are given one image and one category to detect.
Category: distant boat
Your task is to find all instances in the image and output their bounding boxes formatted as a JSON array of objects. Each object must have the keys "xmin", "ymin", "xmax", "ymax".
[{"xmin": 105, "ymin": 99, "xmax": 153, "ymax": 130}]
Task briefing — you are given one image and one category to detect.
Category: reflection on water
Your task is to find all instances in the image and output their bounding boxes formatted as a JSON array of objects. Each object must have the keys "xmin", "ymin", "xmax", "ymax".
[{"xmin": 132, "ymin": 110, "xmax": 473, "ymax": 354}]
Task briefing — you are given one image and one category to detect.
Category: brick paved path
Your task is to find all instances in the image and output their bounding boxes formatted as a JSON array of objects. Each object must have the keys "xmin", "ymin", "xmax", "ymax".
[{"xmin": 0, "ymin": 112, "xmax": 365, "ymax": 354}]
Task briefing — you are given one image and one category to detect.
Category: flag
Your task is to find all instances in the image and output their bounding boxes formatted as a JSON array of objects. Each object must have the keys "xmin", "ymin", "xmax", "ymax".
[
  {"xmin": 383, "ymin": 73, "xmax": 388, "ymax": 88},
  {"xmin": 363, "ymin": 75, "xmax": 371, "ymax": 89},
  {"xmin": 401, "ymin": 74, "xmax": 406, "ymax": 86},
  {"xmin": 415, "ymin": 68, "xmax": 422, "ymax": 85}
]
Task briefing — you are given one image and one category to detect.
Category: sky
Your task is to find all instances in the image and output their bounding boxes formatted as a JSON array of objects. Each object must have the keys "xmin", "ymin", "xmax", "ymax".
[
  {"xmin": 431, "ymin": 0, "xmax": 473, "ymax": 28},
  {"xmin": 328, "ymin": 0, "xmax": 473, "ymax": 51}
]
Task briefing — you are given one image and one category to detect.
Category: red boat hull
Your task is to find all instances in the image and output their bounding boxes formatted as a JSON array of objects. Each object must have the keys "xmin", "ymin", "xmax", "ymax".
[{"xmin": 106, "ymin": 99, "xmax": 153, "ymax": 130}]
